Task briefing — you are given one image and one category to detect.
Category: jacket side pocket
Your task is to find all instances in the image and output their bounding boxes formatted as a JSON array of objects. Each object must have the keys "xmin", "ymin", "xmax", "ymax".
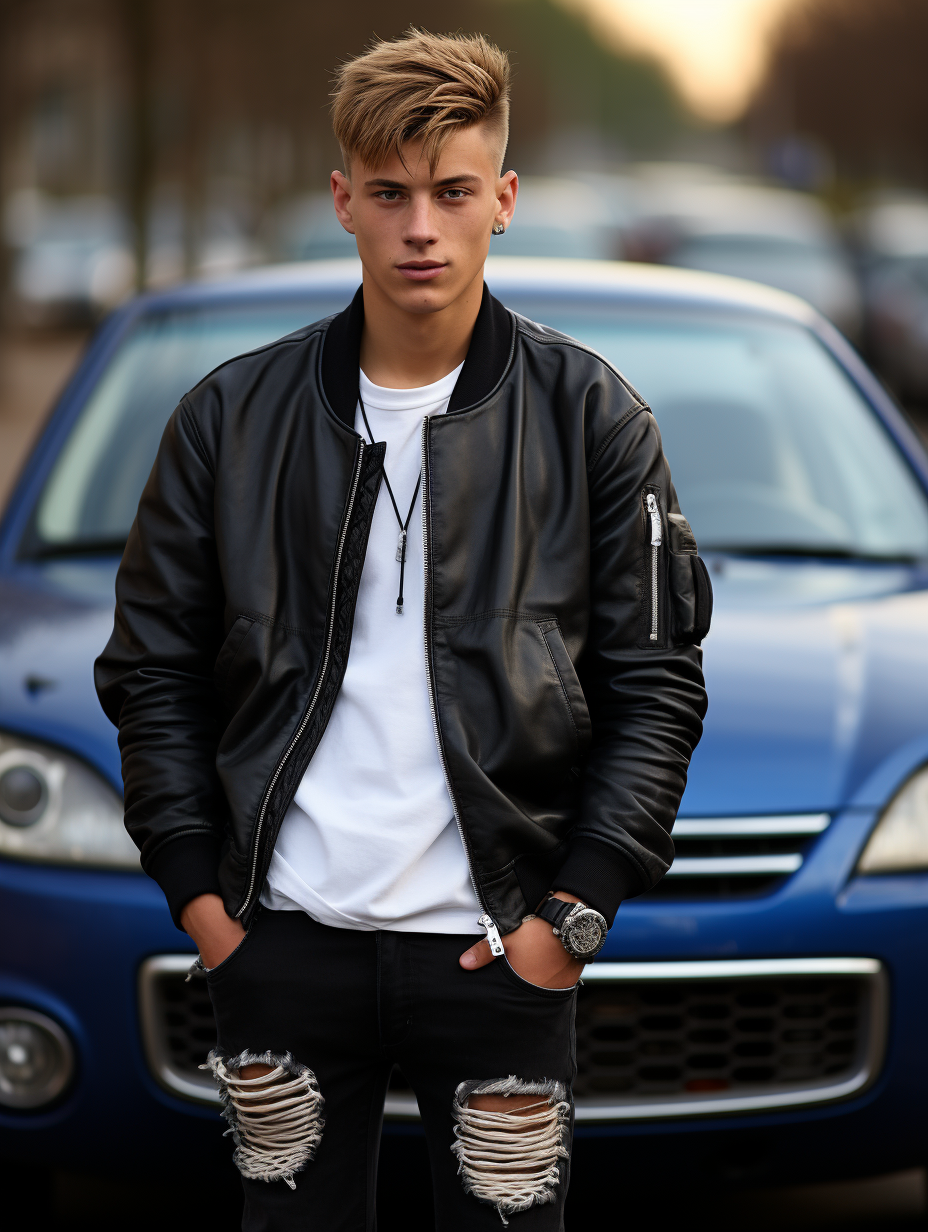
[
  {"xmin": 213, "ymin": 615, "xmax": 255, "ymax": 692},
  {"xmin": 539, "ymin": 621, "xmax": 593, "ymax": 750},
  {"xmin": 667, "ymin": 513, "xmax": 713, "ymax": 645}
]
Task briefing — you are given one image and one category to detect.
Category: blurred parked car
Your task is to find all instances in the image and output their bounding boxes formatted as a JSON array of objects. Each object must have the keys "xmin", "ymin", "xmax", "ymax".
[
  {"xmin": 3, "ymin": 191, "xmax": 135, "ymax": 325},
  {"xmin": 500, "ymin": 176, "xmax": 625, "ymax": 259},
  {"xmin": 624, "ymin": 168, "xmax": 862, "ymax": 339},
  {"xmin": 270, "ymin": 192, "xmax": 360, "ymax": 263},
  {"xmin": 856, "ymin": 196, "xmax": 928, "ymax": 401},
  {"xmin": 270, "ymin": 177, "xmax": 629, "ymax": 263},
  {"xmin": 1, "ymin": 258, "xmax": 927, "ymax": 1187}
]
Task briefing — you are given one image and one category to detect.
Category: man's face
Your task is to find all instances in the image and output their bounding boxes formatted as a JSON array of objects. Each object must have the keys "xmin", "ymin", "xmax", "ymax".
[{"xmin": 331, "ymin": 124, "xmax": 517, "ymax": 315}]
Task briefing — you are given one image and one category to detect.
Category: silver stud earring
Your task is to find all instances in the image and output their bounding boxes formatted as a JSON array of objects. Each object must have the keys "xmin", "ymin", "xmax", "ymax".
[{"xmin": 492, "ymin": 223, "xmax": 505, "ymax": 235}]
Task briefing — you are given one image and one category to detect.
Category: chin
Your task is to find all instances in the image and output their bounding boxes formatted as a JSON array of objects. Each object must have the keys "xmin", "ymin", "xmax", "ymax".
[{"xmin": 391, "ymin": 282, "xmax": 460, "ymax": 314}]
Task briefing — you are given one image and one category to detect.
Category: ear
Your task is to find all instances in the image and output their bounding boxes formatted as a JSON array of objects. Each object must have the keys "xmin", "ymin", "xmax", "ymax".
[
  {"xmin": 494, "ymin": 170, "xmax": 518, "ymax": 234},
  {"xmin": 331, "ymin": 170, "xmax": 356, "ymax": 235}
]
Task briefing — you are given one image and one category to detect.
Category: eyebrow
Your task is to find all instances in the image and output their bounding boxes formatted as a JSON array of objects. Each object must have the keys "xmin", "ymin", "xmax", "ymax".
[{"xmin": 364, "ymin": 174, "xmax": 483, "ymax": 189}]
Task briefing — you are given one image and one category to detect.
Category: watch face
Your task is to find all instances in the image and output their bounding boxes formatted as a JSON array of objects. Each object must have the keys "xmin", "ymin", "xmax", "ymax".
[{"xmin": 564, "ymin": 908, "xmax": 607, "ymax": 957}]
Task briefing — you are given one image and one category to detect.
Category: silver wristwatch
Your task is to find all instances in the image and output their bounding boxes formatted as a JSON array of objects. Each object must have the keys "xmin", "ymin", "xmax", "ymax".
[{"xmin": 536, "ymin": 895, "xmax": 608, "ymax": 960}]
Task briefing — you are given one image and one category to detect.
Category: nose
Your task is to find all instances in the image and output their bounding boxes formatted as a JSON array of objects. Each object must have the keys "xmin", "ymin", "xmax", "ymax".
[{"xmin": 402, "ymin": 193, "xmax": 439, "ymax": 249}]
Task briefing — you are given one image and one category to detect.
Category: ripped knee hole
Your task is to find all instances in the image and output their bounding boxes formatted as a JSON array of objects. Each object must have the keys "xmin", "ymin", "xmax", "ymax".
[
  {"xmin": 451, "ymin": 1077, "xmax": 570, "ymax": 1225},
  {"xmin": 205, "ymin": 1050, "xmax": 324, "ymax": 1190}
]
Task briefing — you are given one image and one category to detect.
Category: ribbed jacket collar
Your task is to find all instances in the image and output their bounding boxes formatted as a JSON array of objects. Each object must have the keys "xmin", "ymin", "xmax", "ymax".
[{"xmin": 321, "ymin": 282, "xmax": 514, "ymax": 429}]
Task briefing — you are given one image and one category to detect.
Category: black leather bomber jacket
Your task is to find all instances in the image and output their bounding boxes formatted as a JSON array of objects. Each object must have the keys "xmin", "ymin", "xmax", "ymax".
[{"xmin": 95, "ymin": 285, "xmax": 711, "ymax": 935}]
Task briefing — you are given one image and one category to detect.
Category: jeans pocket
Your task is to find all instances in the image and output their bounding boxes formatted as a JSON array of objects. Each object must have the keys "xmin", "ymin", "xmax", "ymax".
[
  {"xmin": 205, "ymin": 922, "xmax": 258, "ymax": 981},
  {"xmin": 499, "ymin": 955, "xmax": 579, "ymax": 999}
]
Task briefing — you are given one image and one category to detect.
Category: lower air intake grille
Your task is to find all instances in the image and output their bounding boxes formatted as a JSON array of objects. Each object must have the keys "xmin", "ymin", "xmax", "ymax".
[
  {"xmin": 576, "ymin": 972, "xmax": 865, "ymax": 1098},
  {"xmin": 138, "ymin": 956, "xmax": 886, "ymax": 1121},
  {"xmin": 138, "ymin": 957, "xmax": 218, "ymax": 1104}
]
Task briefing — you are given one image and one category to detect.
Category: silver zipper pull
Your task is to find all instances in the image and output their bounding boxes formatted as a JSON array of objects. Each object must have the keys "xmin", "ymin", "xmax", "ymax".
[
  {"xmin": 395, "ymin": 529, "xmax": 407, "ymax": 564},
  {"xmin": 478, "ymin": 912, "xmax": 505, "ymax": 957},
  {"xmin": 646, "ymin": 493, "xmax": 662, "ymax": 546}
]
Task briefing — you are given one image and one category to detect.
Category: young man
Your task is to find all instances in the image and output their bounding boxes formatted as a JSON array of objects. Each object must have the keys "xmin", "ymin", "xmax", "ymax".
[{"xmin": 96, "ymin": 29, "xmax": 708, "ymax": 1231}]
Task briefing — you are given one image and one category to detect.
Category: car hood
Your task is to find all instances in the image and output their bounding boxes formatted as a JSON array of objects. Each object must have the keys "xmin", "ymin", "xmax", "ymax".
[
  {"xmin": 681, "ymin": 556, "xmax": 928, "ymax": 815},
  {"xmin": 0, "ymin": 560, "xmax": 121, "ymax": 788},
  {"xmin": 0, "ymin": 557, "xmax": 926, "ymax": 815}
]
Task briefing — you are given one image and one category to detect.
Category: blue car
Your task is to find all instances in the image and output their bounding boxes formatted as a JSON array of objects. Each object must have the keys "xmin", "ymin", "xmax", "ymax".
[{"xmin": 2, "ymin": 257, "xmax": 927, "ymax": 1186}]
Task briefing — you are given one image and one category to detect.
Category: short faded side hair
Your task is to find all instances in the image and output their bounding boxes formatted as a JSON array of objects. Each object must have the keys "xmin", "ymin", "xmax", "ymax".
[{"xmin": 332, "ymin": 29, "xmax": 510, "ymax": 175}]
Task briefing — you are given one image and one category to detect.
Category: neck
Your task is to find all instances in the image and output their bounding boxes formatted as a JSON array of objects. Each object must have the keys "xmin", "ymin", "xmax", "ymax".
[{"xmin": 359, "ymin": 273, "xmax": 483, "ymax": 389}]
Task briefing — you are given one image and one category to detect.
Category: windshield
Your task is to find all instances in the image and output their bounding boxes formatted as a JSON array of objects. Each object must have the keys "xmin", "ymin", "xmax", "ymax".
[
  {"xmin": 521, "ymin": 305, "xmax": 928, "ymax": 559},
  {"xmin": 666, "ymin": 235, "xmax": 845, "ymax": 284},
  {"xmin": 24, "ymin": 295, "xmax": 928, "ymax": 560},
  {"xmin": 29, "ymin": 301, "xmax": 337, "ymax": 554},
  {"xmin": 670, "ymin": 235, "xmax": 838, "ymax": 261}
]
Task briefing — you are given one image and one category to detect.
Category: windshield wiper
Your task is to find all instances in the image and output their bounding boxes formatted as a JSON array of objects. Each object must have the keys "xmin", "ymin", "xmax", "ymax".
[
  {"xmin": 705, "ymin": 544, "xmax": 921, "ymax": 563},
  {"xmin": 27, "ymin": 537, "xmax": 128, "ymax": 560}
]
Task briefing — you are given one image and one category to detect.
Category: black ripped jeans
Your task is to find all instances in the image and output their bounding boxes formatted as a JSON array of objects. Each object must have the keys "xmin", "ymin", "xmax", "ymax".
[{"xmin": 206, "ymin": 908, "xmax": 577, "ymax": 1231}]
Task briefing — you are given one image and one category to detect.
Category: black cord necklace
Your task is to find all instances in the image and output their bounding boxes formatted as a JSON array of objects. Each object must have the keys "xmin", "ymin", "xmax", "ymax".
[{"xmin": 358, "ymin": 395, "xmax": 422, "ymax": 614}]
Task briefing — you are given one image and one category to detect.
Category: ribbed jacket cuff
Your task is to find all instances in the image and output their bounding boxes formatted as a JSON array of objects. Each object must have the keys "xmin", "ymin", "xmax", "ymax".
[
  {"xmin": 552, "ymin": 836, "xmax": 647, "ymax": 926},
  {"xmin": 145, "ymin": 833, "xmax": 224, "ymax": 931}
]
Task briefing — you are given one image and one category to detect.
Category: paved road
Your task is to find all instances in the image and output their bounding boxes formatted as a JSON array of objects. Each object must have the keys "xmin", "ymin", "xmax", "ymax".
[{"xmin": 0, "ymin": 329, "xmax": 926, "ymax": 1230}]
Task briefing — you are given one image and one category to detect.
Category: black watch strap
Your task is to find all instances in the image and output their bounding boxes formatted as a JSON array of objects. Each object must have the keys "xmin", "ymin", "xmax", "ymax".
[{"xmin": 537, "ymin": 896, "xmax": 577, "ymax": 932}]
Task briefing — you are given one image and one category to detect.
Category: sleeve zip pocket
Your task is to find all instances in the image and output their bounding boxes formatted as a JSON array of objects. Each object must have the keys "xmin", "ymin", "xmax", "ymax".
[
  {"xmin": 645, "ymin": 492, "xmax": 662, "ymax": 643},
  {"xmin": 640, "ymin": 490, "xmax": 713, "ymax": 648},
  {"xmin": 666, "ymin": 510, "xmax": 713, "ymax": 645}
]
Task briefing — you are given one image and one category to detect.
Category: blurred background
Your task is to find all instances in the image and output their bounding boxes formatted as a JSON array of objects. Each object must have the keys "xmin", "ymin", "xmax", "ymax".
[
  {"xmin": 0, "ymin": 0, "xmax": 925, "ymax": 346},
  {"xmin": 2, "ymin": 1, "xmax": 928, "ymax": 392},
  {"xmin": 3, "ymin": 1, "xmax": 928, "ymax": 1227},
  {"xmin": 4, "ymin": 0, "xmax": 928, "ymax": 461}
]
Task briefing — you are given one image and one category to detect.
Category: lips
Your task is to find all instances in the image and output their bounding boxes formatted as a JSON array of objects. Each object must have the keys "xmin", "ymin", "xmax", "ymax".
[{"xmin": 397, "ymin": 262, "xmax": 447, "ymax": 281}]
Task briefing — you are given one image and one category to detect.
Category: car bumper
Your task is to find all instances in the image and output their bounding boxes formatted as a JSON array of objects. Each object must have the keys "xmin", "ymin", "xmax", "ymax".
[
  {"xmin": 0, "ymin": 858, "xmax": 222, "ymax": 1170},
  {"xmin": 1, "ymin": 808, "xmax": 927, "ymax": 1182}
]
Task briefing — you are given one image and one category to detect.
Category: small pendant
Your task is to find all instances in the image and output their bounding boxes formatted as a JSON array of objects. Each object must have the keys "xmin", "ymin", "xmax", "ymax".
[{"xmin": 395, "ymin": 529, "xmax": 407, "ymax": 563}]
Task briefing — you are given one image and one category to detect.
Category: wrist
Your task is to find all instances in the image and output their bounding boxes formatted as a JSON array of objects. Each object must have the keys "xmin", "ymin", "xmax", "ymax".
[
  {"xmin": 181, "ymin": 893, "xmax": 243, "ymax": 957},
  {"xmin": 536, "ymin": 893, "xmax": 608, "ymax": 961},
  {"xmin": 180, "ymin": 892, "xmax": 227, "ymax": 936}
]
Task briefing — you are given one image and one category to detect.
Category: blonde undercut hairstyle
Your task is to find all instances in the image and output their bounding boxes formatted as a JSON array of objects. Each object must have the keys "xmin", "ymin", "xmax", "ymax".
[{"xmin": 332, "ymin": 29, "xmax": 511, "ymax": 176}]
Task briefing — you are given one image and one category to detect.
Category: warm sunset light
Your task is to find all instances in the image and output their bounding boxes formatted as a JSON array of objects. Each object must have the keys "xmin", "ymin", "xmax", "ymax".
[{"xmin": 575, "ymin": 0, "xmax": 798, "ymax": 121}]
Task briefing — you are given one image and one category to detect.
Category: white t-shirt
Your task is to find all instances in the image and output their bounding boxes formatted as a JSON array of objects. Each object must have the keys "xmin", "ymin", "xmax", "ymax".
[{"xmin": 260, "ymin": 364, "xmax": 483, "ymax": 934}]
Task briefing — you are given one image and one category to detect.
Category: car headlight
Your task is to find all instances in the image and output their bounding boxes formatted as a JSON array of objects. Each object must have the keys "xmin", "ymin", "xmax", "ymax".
[
  {"xmin": 0, "ymin": 1008, "xmax": 75, "ymax": 1108},
  {"xmin": 857, "ymin": 765, "xmax": 928, "ymax": 873},
  {"xmin": 0, "ymin": 733, "xmax": 138, "ymax": 870}
]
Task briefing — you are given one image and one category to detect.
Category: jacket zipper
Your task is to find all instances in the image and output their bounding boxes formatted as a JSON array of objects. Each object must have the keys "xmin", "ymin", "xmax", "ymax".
[
  {"xmin": 646, "ymin": 492, "xmax": 662, "ymax": 642},
  {"xmin": 420, "ymin": 419, "xmax": 498, "ymax": 946},
  {"xmin": 235, "ymin": 439, "xmax": 366, "ymax": 919}
]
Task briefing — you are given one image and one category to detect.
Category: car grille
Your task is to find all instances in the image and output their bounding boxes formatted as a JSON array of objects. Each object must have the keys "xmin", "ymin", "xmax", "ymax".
[
  {"xmin": 641, "ymin": 814, "xmax": 831, "ymax": 899},
  {"xmin": 572, "ymin": 964, "xmax": 878, "ymax": 1107},
  {"xmin": 138, "ymin": 955, "xmax": 886, "ymax": 1121}
]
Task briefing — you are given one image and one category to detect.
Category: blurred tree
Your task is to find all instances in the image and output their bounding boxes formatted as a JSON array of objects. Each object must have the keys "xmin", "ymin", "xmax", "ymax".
[
  {"xmin": 485, "ymin": 0, "xmax": 687, "ymax": 159},
  {"xmin": 121, "ymin": 0, "xmax": 155, "ymax": 288},
  {"xmin": 749, "ymin": 0, "xmax": 928, "ymax": 185},
  {"xmin": 0, "ymin": 0, "xmax": 690, "ymax": 283}
]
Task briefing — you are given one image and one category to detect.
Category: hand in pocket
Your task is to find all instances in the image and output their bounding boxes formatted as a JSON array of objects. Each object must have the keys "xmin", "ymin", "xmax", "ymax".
[
  {"xmin": 460, "ymin": 914, "xmax": 584, "ymax": 989},
  {"xmin": 180, "ymin": 893, "xmax": 246, "ymax": 969}
]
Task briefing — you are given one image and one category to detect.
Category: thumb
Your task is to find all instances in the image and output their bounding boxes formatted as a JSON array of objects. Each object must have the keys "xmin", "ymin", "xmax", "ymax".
[{"xmin": 459, "ymin": 938, "xmax": 496, "ymax": 970}]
